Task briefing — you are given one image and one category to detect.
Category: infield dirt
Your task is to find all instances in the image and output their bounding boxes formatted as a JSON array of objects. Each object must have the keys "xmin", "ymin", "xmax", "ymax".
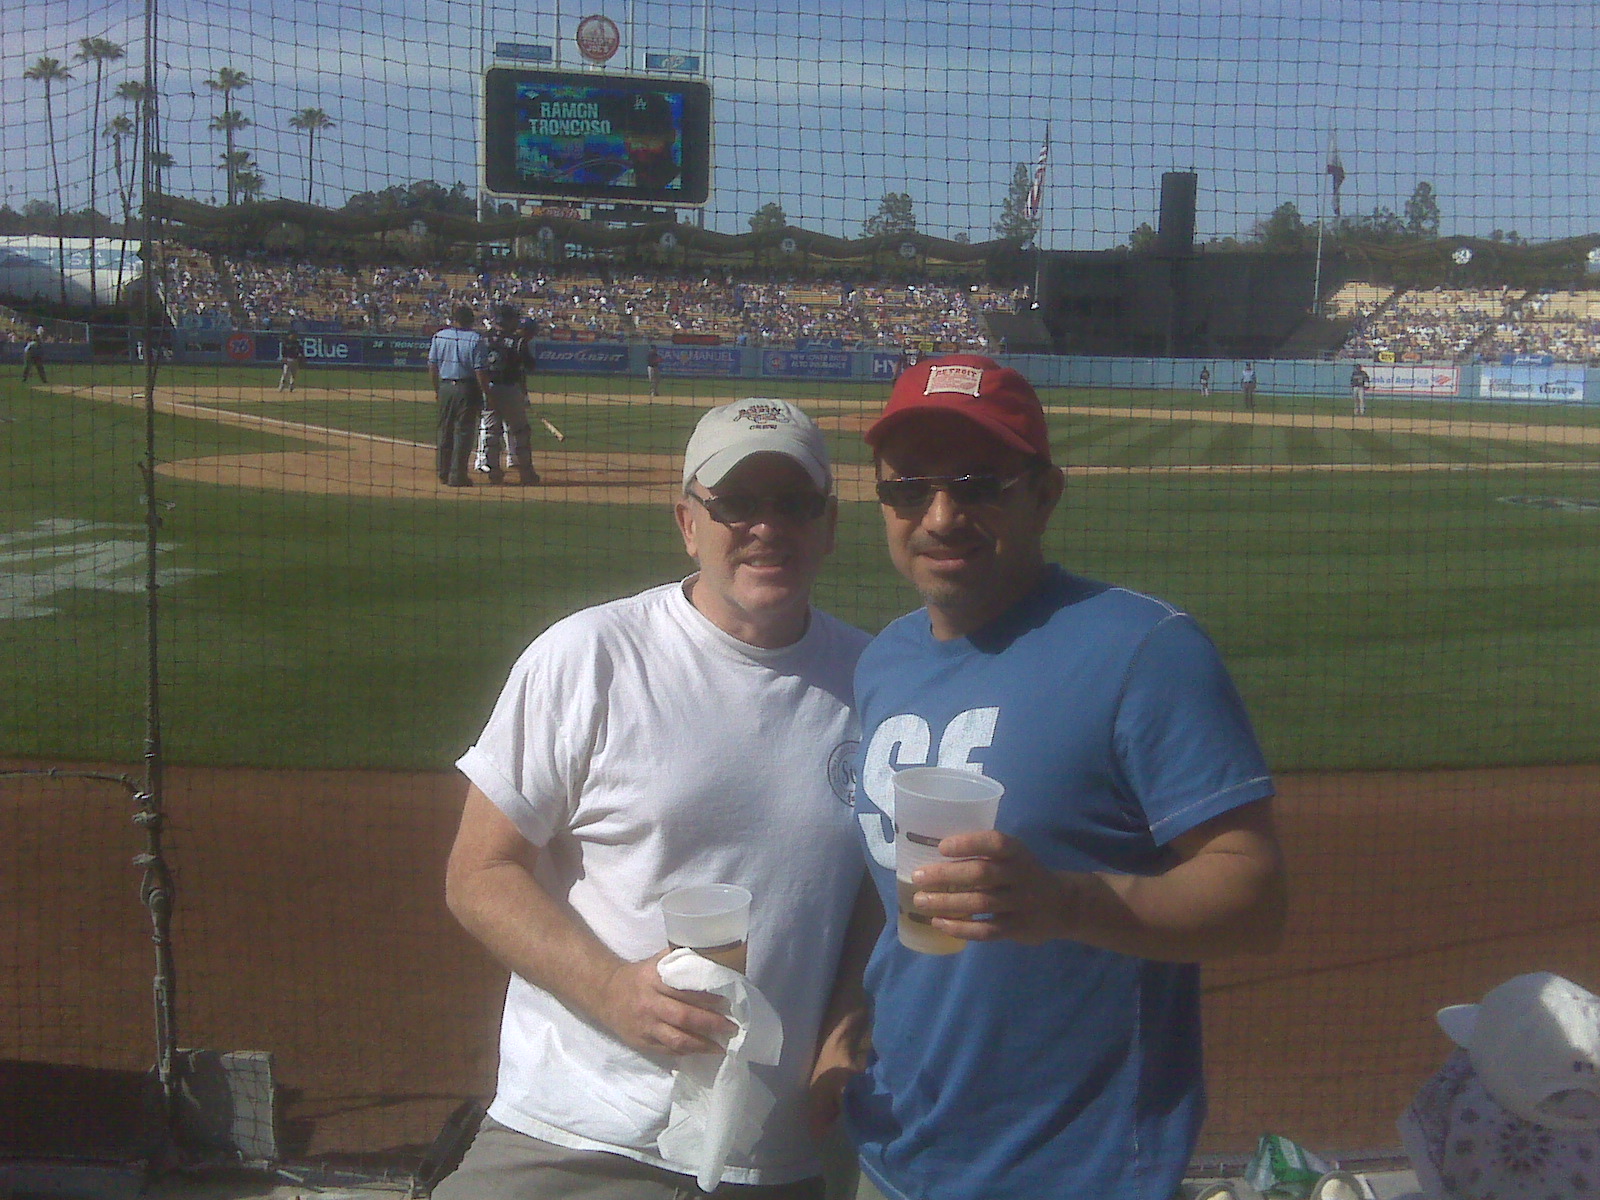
[
  {"xmin": 52, "ymin": 383, "xmax": 1600, "ymax": 503},
  {"xmin": 5, "ymin": 760, "xmax": 1598, "ymax": 1164}
]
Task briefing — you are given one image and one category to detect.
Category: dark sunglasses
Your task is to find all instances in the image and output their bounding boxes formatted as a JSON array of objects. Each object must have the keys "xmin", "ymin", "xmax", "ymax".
[
  {"xmin": 874, "ymin": 473, "xmax": 1028, "ymax": 510},
  {"xmin": 688, "ymin": 489, "xmax": 829, "ymax": 525}
]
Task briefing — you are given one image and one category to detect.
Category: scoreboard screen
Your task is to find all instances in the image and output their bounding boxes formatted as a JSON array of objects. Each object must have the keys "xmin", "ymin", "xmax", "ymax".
[{"xmin": 484, "ymin": 68, "xmax": 712, "ymax": 205}]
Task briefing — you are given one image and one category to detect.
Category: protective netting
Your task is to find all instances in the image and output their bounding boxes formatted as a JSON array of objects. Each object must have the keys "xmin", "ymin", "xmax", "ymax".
[{"xmin": 4, "ymin": 0, "xmax": 1599, "ymax": 1179}]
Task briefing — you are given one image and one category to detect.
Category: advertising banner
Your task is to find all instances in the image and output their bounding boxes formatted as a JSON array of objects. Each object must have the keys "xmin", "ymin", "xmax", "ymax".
[
  {"xmin": 659, "ymin": 345, "xmax": 741, "ymax": 376},
  {"xmin": 1478, "ymin": 365, "xmax": 1587, "ymax": 402},
  {"xmin": 1370, "ymin": 364, "xmax": 1460, "ymax": 396},
  {"xmin": 366, "ymin": 336, "xmax": 434, "ymax": 367},
  {"xmin": 870, "ymin": 352, "xmax": 905, "ymax": 379},
  {"xmin": 534, "ymin": 342, "xmax": 629, "ymax": 373},
  {"xmin": 296, "ymin": 334, "xmax": 364, "ymax": 365},
  {"xmin": 760, "ymin": 348, "xmax": 853, "ymax": 379}
]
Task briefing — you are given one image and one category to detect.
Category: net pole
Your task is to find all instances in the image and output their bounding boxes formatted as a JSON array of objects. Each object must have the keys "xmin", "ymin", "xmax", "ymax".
[{"xmin": 136, "ymin": 0, "xmax": 180, "ymax": 1130}]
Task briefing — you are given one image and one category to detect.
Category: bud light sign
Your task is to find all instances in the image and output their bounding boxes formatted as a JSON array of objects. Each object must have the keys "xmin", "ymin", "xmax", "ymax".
[{"xmin": 533, "ymin": 343, "xmax": 629, "ymax": 373}]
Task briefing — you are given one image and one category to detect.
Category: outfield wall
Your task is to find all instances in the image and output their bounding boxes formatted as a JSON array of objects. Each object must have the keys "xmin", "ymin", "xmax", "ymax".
[{"xmin": 105, "ymin": 332, "xmax": 1600, "ymax": 404}]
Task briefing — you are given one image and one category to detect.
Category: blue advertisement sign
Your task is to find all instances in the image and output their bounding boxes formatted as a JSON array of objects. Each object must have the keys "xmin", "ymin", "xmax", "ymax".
[
  {"xmin": 660, "ymin": 345, "xmax": 742, "ymax": 376},
  {"xmin": 870, "ymin": 352, "xmax": 905, "ymax": 379},
  {"xmin": 296, "ymin": 334, "xmax": 364, "ymax": 364},
  {"xmin": 1478, "ymin": 365, "xmax": 1587, "ymax": 402},
  {"xmin": 535, "ymin": 342, "xmax": 630, "ymax": 374},
  {"xmin": 761, "ymin": 348, "xmax": 854, "ymax": 379},
  {"xmin": 496, "ymin": 41, "xmax": 554, "ymax": 62},
  {"xmin": 645, "ymin": 52, "xmax": 701, "ymax": 72},
  {"xmin": 1502, "ymin": 354, "xmax": 1556, "ymax": 366}
]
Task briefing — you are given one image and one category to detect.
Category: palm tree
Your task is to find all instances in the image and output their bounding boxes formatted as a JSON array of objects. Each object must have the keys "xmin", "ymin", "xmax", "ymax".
[
  {"xmin": 287, "ymin": 108, "xmax": 335, "ymax": 205},
  {"xmin": 105, "ymin": 114, "xmax": 136, "ymax": 296},
  {"xmin": 221, "ymin": 150, "xmax": 263, "ymax": 203},
  {"xmin": 23, "ymin": 56, "xmax": 73, "ymax": 303},
  {"xmin": 236, "ymin": 168, "xmax": 265, "ymax": 202},
  {"xmin": 202, "ymin": 68, "xmax": 248, "ymax": 203},
  {"xmin": 114, "ymin": 80, "xmax": 151, "ymax": 216},
  {"xmin": 105, "ymin": 116, "xmax": 134, "ymax": 226},
  {"xmin": 75, "ymin": 37, "xmax": 124, "ymax": 306},
  {"xmin": 210, "ymin": 110, "xmax": 252, "ymax": 204},
  {"xmin": 148, "ymin": 150, "xmax": 173, "ymax": 197}
]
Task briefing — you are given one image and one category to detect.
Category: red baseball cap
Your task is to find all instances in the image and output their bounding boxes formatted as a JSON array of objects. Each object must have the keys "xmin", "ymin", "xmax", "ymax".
[{"xmin": 866, "ymin": 354, "xmax": 1051, "ymax": 463}]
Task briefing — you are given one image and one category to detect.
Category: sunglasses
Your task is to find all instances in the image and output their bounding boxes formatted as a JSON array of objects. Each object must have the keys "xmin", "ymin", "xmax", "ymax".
[
  {"xmin": 874, "ymin": 473, "xmax": 1028, "ymax": 510},
  {"xmin": 688, "ymin": 489, "xmax": 829, "ymax": 525}
]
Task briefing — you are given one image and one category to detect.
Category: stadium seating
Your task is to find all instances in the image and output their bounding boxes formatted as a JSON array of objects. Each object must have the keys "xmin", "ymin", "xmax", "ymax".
[{"xmin": 163, "ymin": 251, "xmax": 1023, "ymax": 351}]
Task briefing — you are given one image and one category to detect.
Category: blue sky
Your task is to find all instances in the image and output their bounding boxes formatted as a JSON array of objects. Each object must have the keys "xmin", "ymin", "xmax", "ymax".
[{"xmin": 6, "ymin": 0, "xmax": 1597, "ymax": 249}]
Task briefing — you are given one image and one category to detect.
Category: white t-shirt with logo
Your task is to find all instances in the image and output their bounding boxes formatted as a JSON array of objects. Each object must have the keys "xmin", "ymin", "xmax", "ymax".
[{"xmin": 456, "ymin": 580, "xmax": 868, "ymax": 1184}]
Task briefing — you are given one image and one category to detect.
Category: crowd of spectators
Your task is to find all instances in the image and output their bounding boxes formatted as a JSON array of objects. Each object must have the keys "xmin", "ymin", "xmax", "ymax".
[
  {"xmin": 1334, "ymin": 284, "xmax": 1600, "ymax": 364},
  {"xmin": 165, "ymin": 250, "xmax": 1027, "ymax": 351}
]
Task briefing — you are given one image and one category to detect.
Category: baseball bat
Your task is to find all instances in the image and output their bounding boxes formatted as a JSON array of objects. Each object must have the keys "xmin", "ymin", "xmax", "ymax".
[{"xmin": 537, "ymin": 415, "xmax": 566, "ymax": 442}]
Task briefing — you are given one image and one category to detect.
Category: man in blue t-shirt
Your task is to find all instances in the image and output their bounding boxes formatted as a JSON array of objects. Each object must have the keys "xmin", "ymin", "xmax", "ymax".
[{"xmin": 811, "ymin": 354, "xmax": 1287, "ymax": 1200}]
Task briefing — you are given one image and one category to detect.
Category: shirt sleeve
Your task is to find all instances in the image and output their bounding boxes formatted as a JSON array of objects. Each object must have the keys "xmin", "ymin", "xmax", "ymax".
[
  {"xmin": 427, "ymin": 333, "xmax": 443, "ymax": 367},
  {"xmin": 468, "ymin": 331, "xmax": 489, "ymax": 371},
  {"xmin": 456, "ymin": 619, "xmax": 606, "ymax": 848},
  {"xmin": 1111, "ymin": 612, "xmax": 1274, "ymax": 845}
]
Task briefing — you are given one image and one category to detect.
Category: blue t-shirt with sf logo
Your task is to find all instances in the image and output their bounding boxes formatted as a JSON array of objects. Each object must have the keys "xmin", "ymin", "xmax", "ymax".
[{"xmin": 843, "ymin": 567, "xmax": 1273, "ymax": 1200}]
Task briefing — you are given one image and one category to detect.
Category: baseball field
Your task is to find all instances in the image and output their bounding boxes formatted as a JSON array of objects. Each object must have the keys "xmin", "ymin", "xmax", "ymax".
[{"xmin": 3, "ymin": 361, "xmax": 1598, "ymax": 1168}]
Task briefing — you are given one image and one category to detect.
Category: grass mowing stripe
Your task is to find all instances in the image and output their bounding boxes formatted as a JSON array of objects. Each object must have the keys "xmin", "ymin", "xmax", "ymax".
[
  {"xmin": 6, "ymin": 372, "xmax": 1598, "ymax": 771},
  {"xmin": 1284, "ymin": 424, "xmax": 1324, "ymax": 464}
]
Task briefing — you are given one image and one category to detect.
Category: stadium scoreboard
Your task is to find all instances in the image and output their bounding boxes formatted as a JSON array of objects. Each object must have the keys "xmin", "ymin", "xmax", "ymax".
[{"xmin": 484, "ymin": 68, "xmax": 712, "ymax": 205}]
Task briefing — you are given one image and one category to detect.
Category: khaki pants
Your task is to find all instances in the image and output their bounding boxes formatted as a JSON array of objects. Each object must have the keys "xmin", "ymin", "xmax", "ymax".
[{"xmin": 432, "ymin": 1118, "xmax": 825, "ymax": 1200}]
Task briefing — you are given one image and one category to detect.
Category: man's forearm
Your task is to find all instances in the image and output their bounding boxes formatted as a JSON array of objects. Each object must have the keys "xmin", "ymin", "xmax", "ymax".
[
  {"xmin": 916, "ymin": 802, "xmax": 1287, "ymax": 962},
  {"xmin": 447, "ymin": 855, "xmax": 626, "ymax": 1022},
  {"xmin": 1066, "ymin": 840, "xmax": 1287, "ymax": 962},
  {"xmin": 815, "ymin": 877, "xmax": 884, "ymax": 1049},
  {"xmin": 807, "ymin": 877, "xmax": 885, "ymax": 1133}
]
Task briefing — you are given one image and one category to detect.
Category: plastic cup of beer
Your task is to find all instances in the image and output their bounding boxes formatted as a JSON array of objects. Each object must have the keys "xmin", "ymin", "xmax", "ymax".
[
  {"xmin": 661, "ymin": 884, "xmax": 752, "ymax": 974},
  {"xmin": 893, "ymin": 767, "xmax": 1004, "ymax": 955}
]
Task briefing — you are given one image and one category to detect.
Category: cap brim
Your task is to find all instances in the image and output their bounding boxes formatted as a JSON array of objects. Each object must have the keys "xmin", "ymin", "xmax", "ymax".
[
  {"xmin": 865, "ymin": 401, "xmax": 1041, "ymax": 458},
  {"xmin": 1436, "ymin": 1003, "xmax": 1478, "ymax": 1047},
  {"xmin": 691, "ymin": 445, "xmax": 829, "ymax": 491}
]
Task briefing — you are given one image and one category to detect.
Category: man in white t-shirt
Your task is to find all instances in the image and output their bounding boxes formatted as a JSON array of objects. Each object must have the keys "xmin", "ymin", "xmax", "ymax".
[{"xmin": 440, "ymin": 399, "xmax": 870, "ymax": 1199}]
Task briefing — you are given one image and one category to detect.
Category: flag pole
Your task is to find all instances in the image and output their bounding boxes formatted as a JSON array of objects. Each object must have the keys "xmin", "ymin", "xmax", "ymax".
[
  {"xmin": 1317, "ymin": 129, "xmax": 1345, "ymax": 317},
  {"xmin": 1030, "ymin": 122, "xmax": 1050, "ymax": 307}
]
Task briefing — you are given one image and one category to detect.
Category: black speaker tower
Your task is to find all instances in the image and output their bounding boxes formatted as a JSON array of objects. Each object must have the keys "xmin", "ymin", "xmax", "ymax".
[{"xmin": 1157, "ymin": 171, "xmax": 1198, "ymax": 257}]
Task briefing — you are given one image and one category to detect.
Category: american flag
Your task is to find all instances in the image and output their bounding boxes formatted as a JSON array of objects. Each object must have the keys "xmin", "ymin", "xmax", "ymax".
[{"xmin": 1025, "ymin": 126, "xmax": 1050, "ymax": 222}]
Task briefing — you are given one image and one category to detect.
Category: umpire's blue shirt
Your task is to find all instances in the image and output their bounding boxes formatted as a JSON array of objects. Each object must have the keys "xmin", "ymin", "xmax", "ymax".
[{"xmin": 429, "ymin": 326, "xmax": 487, "ymax": 379}]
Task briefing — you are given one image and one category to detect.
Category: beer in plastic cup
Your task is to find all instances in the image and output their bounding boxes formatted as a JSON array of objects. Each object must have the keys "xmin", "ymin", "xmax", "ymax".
[
  {"xmin": 893, "ymin": 767, "xmax": 1004, "ymax": 954},
  {"xmin": 661, "ymin": 884, "xmax": 752, "ymax": 973}
]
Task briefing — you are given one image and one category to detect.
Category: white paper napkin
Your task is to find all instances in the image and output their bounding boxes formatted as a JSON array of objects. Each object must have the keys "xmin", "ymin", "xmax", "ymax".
[{"xmin": 655, "ymin": 947, "xmax": 785, "ymax": 1191}]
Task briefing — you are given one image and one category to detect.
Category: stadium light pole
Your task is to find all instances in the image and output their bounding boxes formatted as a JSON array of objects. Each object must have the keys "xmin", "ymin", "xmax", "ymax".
[
  {"xmin": 697, "ymin": 0, "xmax": 710, "ymax": 229},
  {"xmin": 476, "ymin": 0, "xmax": 488, "ymax": 224},
  {"xmin": 1313, "ymin": 211, "xmax": 1325, "ymax": 317}
]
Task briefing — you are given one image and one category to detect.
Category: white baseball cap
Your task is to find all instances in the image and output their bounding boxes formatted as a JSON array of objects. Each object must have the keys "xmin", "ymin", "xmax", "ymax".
[
  {"xmin": 1436, "ymin": 971, "xmax": 1600, "ymax": 1130},
  {"xmin": 681, "ymin": 399, "xmax": 830, "ymax": 491}
]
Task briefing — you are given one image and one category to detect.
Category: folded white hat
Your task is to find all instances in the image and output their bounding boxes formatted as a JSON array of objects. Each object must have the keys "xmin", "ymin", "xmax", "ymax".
[
  {"xmin": 1400, "ymin": 1048, "xmax": 1600, "ymax": 1200},
  {"xmin": 1435, "ymin": 971, "xmax": 1600, "ymax": 1131},
  {"xmin": 656, "ymin": 948, "xmax": 785, "ymax": 1192}
]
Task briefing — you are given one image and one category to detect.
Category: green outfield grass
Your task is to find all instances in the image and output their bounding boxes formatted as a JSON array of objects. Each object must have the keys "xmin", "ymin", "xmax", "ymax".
[{"xmin": 4, "ymin": 362, "xmax": 1597, "ymax": 772}]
